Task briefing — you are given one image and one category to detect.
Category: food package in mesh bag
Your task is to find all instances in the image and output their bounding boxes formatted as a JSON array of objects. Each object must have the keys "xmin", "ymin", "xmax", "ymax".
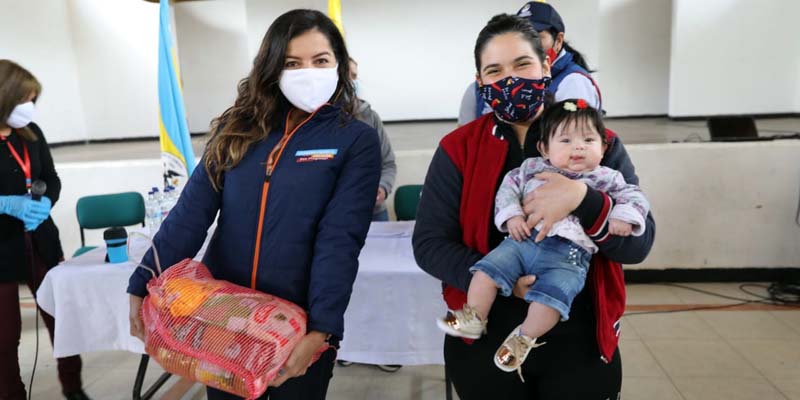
[{"xmin": 141, "ymin": 258, "xmax": 327, "ymax": 399}]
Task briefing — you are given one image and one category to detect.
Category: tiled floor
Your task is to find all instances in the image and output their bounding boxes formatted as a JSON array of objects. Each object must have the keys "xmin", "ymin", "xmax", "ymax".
[{"xmin": 17, "ymin": 282, "xmax": 800, "ymax": 400}]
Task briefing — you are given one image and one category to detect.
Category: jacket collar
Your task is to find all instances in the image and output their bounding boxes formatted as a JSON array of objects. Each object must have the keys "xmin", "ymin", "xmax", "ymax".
[{"xmin": 551, "ymin": 50, "xmax": 574, "ymax": 77}]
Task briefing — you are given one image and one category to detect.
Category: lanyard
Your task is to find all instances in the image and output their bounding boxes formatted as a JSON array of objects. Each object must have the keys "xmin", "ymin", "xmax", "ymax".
[{"xmin": 1, "ymin": 132, "xmax": 32, "ymax": 190}]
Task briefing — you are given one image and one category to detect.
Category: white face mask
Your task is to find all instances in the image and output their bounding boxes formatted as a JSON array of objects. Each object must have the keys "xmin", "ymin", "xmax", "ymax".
[
  {"xmin": 6, "ymin": 102, "xmax": 35, "ymax": 129},
  {"xmin": 279, "ymin": 66, "xmax": 339, "ymax": 113}
]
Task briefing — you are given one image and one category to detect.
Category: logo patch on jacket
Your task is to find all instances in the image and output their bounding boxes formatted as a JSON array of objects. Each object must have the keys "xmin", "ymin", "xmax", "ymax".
[{"xmin": 295, "ymin": 149, "xmax": 338, "ymax": 163}]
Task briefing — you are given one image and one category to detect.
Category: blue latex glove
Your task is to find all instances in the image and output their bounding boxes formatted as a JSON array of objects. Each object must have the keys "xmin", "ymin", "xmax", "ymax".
[
  {"xmin": 26, "ymin": 196, "xmax": 52, "ymax": 231},
  {"xmin": 0, "ymin": 195, "xmax": 52, "ymax": 231}
]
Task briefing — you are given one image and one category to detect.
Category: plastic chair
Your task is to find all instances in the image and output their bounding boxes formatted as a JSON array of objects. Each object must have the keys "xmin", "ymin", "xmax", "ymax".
[
  {"xmin": 393, "ymin": 185, "xmax": 423, "ymax": 221},
  {"xmin": 74, "ymin": 191, "xmax": 145, "ymax": 257}
]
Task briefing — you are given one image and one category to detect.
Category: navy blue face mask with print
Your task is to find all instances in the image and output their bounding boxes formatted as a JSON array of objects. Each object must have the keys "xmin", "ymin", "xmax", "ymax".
[{"xmin": 479, "ymin": 76, "xmax": 551, "ymax": 123}]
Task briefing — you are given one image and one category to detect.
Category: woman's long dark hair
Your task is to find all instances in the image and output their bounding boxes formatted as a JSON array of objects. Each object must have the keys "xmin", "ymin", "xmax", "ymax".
[
  {"xmin": 204, "ymin": 9, "xmax": 356, "ymax": 190},
  {"xmin": 548, "ymin": 29, "xmax": 594, "ymax": 72},
  {"xmin": 474, "ymin": 14, "xmax": 546, "ymax": 73}
]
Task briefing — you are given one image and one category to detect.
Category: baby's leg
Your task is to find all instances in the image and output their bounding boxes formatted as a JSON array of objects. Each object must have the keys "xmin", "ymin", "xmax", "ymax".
[
  {"xmin": 467, "ymin": 271, "xmax": 499, "ymax": 321},
  {"xmin": 520, "ymin": 302, "xmax": 560, "ymax": 339},
  {"xmin": 517, "ymin": 240, "xmax": 591, "ymax": 339}
]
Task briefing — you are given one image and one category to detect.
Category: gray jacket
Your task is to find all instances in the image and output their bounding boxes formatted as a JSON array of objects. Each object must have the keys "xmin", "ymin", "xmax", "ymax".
[{"xmin": 355, "ymin": 99, "xmax": 396, "ymax": 214}]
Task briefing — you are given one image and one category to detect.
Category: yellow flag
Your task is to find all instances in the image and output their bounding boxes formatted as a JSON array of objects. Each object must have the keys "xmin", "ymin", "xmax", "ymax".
[{"xmin": 328, "ymin": 0, "xmax": 344, "ymax": 36}]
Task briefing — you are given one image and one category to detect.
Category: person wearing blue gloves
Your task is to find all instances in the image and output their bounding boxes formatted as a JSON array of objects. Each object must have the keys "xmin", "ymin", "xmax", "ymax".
[{"xmin": 0, "ymin": 60, "xmax": 91, "ymax": 400}]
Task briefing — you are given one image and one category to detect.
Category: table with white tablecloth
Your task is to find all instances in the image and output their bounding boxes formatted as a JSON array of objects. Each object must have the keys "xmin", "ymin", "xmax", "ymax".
[{"xmin": 36, "ymin": 221, "xmax": 446, "ymax": 365}]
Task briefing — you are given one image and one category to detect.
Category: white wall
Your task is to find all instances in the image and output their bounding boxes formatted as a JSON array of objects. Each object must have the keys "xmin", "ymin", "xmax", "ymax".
[
  {"xmin": 66, "ymin": 0, "xmax": 160, "ymax": 140},
  {"xmin": 548, "ymin": 0, "xmax": 600, "ymax": 75},
  {"xmin": 5, "ymin": 0, "xmax": 800, "ymax": 144},
  {"xmin": 174, "ymin": 0, "xmax": 251, "ymax": 133},
  {"xmin": 54, "ymin": 140, "xmax": 800, "ymax": 268},
  {"xmin": 796, "ymin": 52, "xmax": 800, "ymax": 111},
  {"xmin": 0, "ymin": 0, "xmax": 87, "ymax": 143},
  {"xmin": 631, "ymin": 140, "xmax": 800, "ymax": 269},
  {"xmin": 244, "ymin": 0, "xmax": 601, "ymax": 122},
  {"xmin": 669, "ymin": 0, "xmax": 800, "ymax": 117},
  {"xmin": 598, "ymin": 0, "xmax": 671, "ymax": 116}
]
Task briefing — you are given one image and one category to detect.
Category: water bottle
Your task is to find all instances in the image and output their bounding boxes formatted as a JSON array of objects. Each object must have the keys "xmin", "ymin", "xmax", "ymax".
[
  {"xmin": 166, "ymin": 185, "xmax": 178, "ymax": 206},
  {"xmin": 152, "ymin": 187, "xmax": 163, "ymax": 226},
  {"xmin": 145, "ymin": 191, "xmax": 159, "ymax": 236},
  {"xmin": 166, "ymin": 186, "xmax": 178, "ymax": 214},
  {"xmin": 160, "ymin": 187, "xmax": 171, "ymax": 222}
]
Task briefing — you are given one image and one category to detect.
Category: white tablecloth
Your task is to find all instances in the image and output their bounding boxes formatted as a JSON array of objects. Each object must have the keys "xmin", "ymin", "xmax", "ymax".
[{"xmin": 36, "ymin": 222, "xmax": 445, "ymax": 365}]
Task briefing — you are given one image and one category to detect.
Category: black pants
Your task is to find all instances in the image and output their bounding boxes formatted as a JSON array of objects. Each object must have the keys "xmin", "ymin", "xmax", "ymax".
[
  {"xmin": 444, "ymin": 291, "xmax": 621, "ymax": 400},
  {"xmin": 0, "ymin": 235, "xmax": 83, "ymax": 400},
  {"xmin": 206, "ymin": 348, "xmax": 337, "ymax": 400}
]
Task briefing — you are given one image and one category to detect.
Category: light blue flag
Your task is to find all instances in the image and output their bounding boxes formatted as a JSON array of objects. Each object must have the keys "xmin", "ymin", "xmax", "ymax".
[{"xmin": 158, "ymin": 0, "xmax": 195, "ymax": 189}]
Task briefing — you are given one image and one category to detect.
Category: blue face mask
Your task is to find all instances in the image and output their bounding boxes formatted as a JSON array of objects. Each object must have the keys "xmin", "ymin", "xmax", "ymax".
[{"xmin": 479, "ymin": 76, "xmax": 550, "ymax": 123}]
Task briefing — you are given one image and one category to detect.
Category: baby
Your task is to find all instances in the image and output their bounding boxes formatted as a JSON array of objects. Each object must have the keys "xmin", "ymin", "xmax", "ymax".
[{"xmin": 437, "ymin": 99, "xmax": 650, "ymax": 379}]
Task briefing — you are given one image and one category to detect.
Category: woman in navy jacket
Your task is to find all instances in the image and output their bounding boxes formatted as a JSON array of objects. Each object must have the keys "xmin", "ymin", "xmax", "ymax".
[{"xmin": 127, "ymin": 10, "xmax": 381, "ymax": 400}]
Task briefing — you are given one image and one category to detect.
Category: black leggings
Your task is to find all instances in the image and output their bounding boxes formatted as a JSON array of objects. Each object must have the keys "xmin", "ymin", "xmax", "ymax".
[
  {"xmin": 444, "ymin": 291, "xmax": 621, "ymax": 400},
  {"xmin": 206, "ymin": 348, "xmax": 337, "ymax": 400}
]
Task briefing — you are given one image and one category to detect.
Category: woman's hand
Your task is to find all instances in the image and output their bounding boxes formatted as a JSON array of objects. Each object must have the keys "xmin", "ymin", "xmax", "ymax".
[
  {"xmin": 376, "ymin": 187, "xmax": 387, "ymax": 207},
  {"xmin": 512, "ymin": 275, "xmax": 537, "ymax": 300},
  {"xmin": 270, "ymin": 331, "xmax": 328, "ymax": 387},
  {"xmin": 129, "ymin": 295, "xmax": 145, "ymax": 341},
  {"xmin": 608, "ymin": 219, "xmax": 633, "ymax": 237},
  {"xmin": 25, "ymin": 196, "xmax": 52, "ymax": 231},
  {"xmin": 0, "ymin": 195, "xmax": 49, "ymax": 231},
  {"xmin": 523, "ymin": 172, "xmax": 587, "ymax": 242}
]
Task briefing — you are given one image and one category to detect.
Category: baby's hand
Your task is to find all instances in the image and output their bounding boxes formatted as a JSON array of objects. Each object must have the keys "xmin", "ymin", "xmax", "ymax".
[
  {"xmin": 608, "ymin": 219, "xmax": 633, "ymax": 237},
  {"xmin": 506, "ymin": 216, "xmax": 531, "ymax": 242}
]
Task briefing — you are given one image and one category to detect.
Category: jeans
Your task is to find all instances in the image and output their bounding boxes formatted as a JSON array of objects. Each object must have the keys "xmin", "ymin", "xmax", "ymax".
[
  {"xmin": 469, "ymin": 233, "xmax": 591, "ymax": 320},
  {"xmin": 372, "ymin": 209, "xmax": 389, "ymax": 222}
]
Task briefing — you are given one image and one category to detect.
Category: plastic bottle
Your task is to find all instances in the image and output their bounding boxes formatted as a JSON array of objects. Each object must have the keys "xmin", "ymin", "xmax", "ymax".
[
  {"xmin": 160, "ymin": 187, "xmax": 171, "ymax": 222},
  {"xmin": 145, "ymin": 191, "xmax": 154, "ymax": 227},
  {"xmin": 145, "ymin": 188, "xmax": 161, "ymax": 235},
  {"xmin": 152, "ymin": 187, "xmax": 163, "ymax": 223}
]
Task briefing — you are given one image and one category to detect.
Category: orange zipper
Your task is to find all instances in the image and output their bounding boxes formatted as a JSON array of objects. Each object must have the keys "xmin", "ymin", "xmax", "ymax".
[{"xmin": 250, "ymin": 108, "xmax": 320, "ymax": 289}]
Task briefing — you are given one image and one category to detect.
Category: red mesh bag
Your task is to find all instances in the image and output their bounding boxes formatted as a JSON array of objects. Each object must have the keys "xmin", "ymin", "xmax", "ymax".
[{"xmin": 140, "ymin": 258, "xmax": 325, "ymax": 399}]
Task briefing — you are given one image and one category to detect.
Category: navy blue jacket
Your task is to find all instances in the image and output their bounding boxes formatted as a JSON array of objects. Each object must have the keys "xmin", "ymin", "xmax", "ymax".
[
  {"xmin": 549, "ymin": 51, "xmax": 602, "ymax": 110},
  {"xmin": 127, "ymin": 104, "xmax": 382, "ymax": 341}
]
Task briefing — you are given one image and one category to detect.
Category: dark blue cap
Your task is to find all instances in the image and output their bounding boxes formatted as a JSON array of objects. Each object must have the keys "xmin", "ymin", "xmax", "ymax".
[{"xmin": 517, "ymin": 2, "xmax": 565, "ymax": 34}]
